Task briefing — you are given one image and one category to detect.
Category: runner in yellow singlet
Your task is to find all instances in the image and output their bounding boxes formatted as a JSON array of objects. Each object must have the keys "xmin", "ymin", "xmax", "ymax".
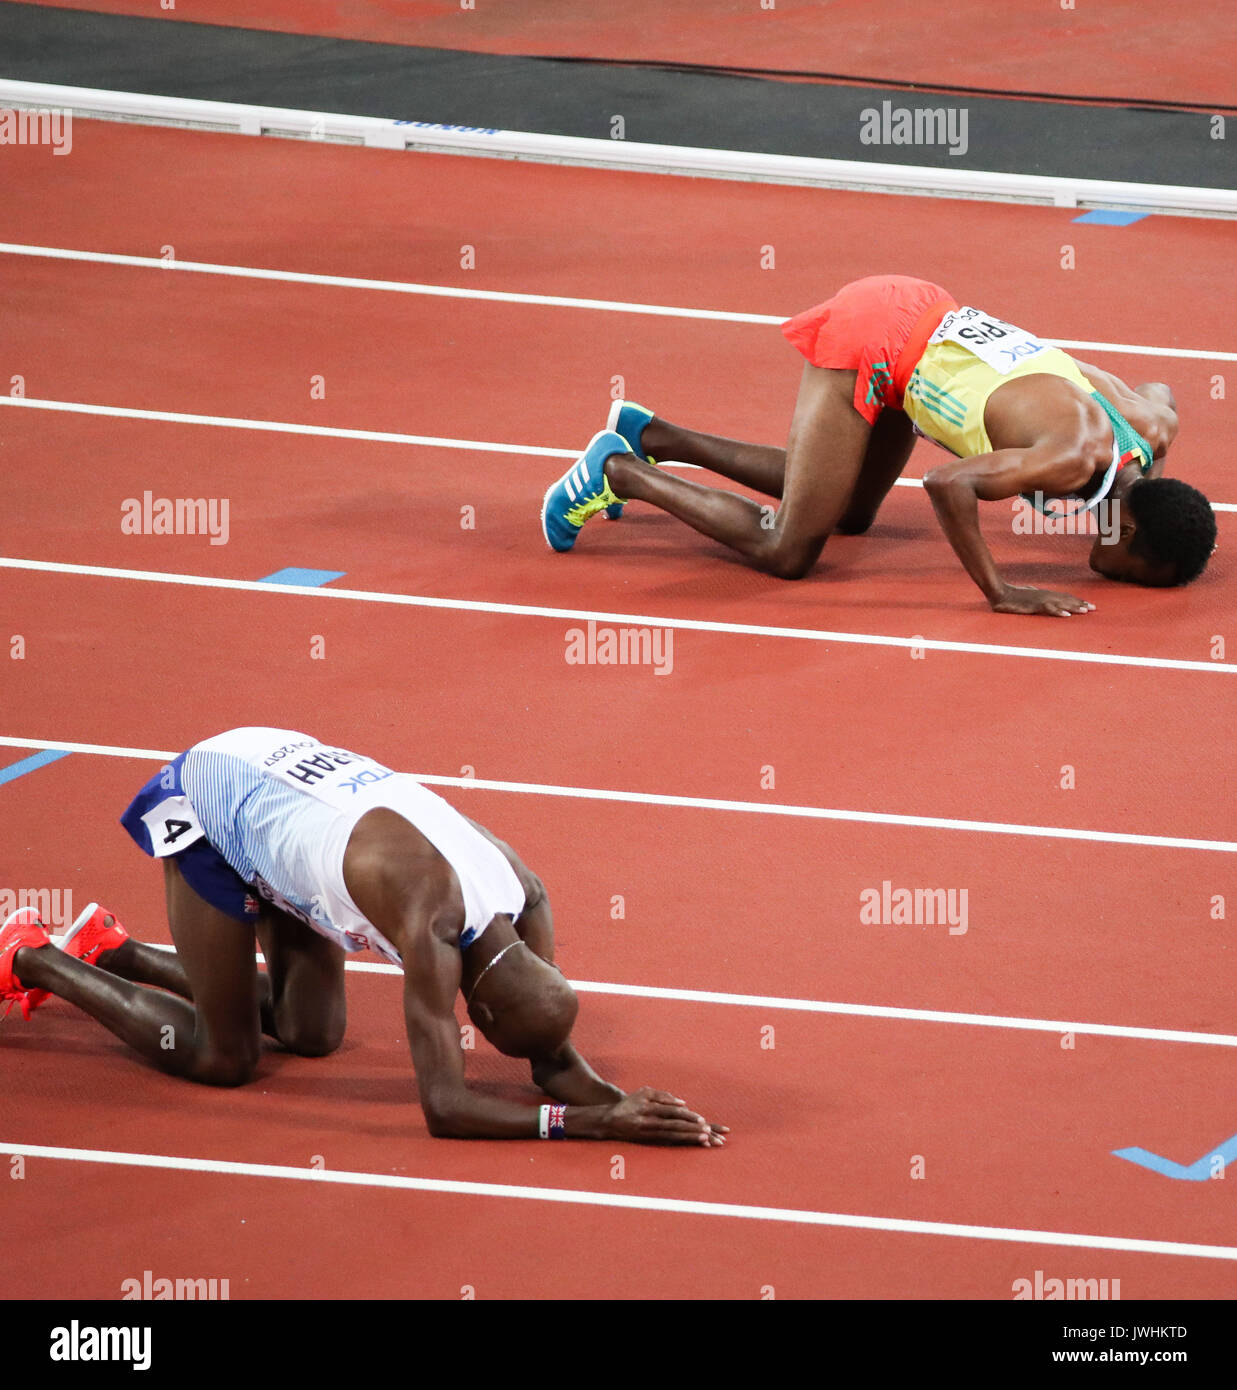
[{"xmin": 540, "ymin": 275, "xmax": 1217, "ymax": 617}]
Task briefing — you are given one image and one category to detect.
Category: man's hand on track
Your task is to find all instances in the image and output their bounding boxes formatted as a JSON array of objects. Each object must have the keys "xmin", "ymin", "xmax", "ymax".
[
  {"xmin": 991, "ymin": 583, "xmax": 1096, "ymax": 617},
  {"xmin": 603, "ymin": 1086, "xmax": 727, "ymax": 1146}
]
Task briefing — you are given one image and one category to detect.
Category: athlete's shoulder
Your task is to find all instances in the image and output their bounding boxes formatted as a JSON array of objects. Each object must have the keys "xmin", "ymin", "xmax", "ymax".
[{"xmin": 189, "ymin": 727, "xmax": 316, "ymax": 759}]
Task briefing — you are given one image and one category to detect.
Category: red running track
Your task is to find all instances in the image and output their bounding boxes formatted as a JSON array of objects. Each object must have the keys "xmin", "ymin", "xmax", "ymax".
[{"xmin": 1, "ymin": 119, "xmax": 1235, "ymax": 1299}]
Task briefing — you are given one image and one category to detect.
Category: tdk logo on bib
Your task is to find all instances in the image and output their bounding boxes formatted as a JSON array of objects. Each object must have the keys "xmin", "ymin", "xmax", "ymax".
[{"xmin": 337, "ymin": 767, "xmax": 395, "ymax": 794}]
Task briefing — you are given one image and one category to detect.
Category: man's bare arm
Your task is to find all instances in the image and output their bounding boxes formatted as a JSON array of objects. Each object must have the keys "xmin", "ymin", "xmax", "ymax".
[
  {"xmin": 458, "ymin": 822, "xmax": 633, "ymax": 1108},
  {"xmin": 923, "ymin": 443, "xmax": 1098, "ymax": 616},
  {"xmin": 503, "ymin": 886, "xmax": 624, "ymax": 1105},
  {"xmin": 401, "ymin": 915, "xmax": 612, "ymax": 1138},
  {"xmin": 405, "ymin": 917, "xmax": 611, "ymax": 1134},
  {"xmin": 403, "ymin": 912, "xmax": 720, "ymax": 1143},
  {"xmin": 446, "ymin": 820, "xmax": 722, "ymax": 1141}
]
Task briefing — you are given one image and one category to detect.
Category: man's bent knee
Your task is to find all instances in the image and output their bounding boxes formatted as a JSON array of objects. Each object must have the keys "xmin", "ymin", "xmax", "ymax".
[
  {"xmin": 763, "ymin": 545, "xmax": 819, "ymax": 580},
  {"xmin": 276, "ymin": 1015, "xmax": 345, "ymax": 1058},
  {"xmin": 835, "ymin": 511, "xmax": 875, "ymax": 536},
  {"xmin": 192, "ymin": 1049, "xmax": 258, "ymax": 1087}
]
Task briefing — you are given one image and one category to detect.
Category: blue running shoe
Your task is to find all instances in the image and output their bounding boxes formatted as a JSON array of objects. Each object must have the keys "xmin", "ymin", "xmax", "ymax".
[
  {"xmin": 541, "ymin": 430, "xmax": 633, "ymax": 552},
  {"xmin": 603, "ymin": 400, "xmax": 657, "ymax": 517}
]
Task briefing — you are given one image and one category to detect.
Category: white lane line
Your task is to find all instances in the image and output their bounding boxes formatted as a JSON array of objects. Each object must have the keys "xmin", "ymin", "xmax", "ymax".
[
  {"xmin": 568, "ymin": 980, "xmax": 1237, "ymax": 1049},
  {"xmin": 0, "ymin": 395, "xmax": 577, "ymax": 458},
  {"xmin": 3, "ymin": 1140, "xmax": 1232, "ymax": 1260},
  {"xmin": 2, "ymin": 732, "xmax": 1234, "ymax": 853},
  {"xmin": 0, "ymin": 735, "xmax": 174, "ymax": 760},
  {"xmin": 1, "ymin": 555, "xmax": 1233, "ymax": 675},
  {"xmin": 4, "ymin": 241, "xmax": 1236, "ymax": 362},
  {"xmin": 5, "ymin": 395, "xmax": 1234, "ymax": 514},
  {"xmin": 0, "ymin": 242, "xmax": 783, "ymax": 325},
  {"xmin": 158, "ymin": 949, "xmax": 1231, "ymax": 1050}
]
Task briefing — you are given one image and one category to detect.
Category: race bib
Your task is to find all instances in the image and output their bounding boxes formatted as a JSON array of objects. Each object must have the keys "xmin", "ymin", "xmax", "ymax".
[
  {"xmin": 930, "ymin": 306, "xmax": 1049, "ymax": 374},
  {"xmin": 264, "ymin": 740, "xmax": 396, "ymax": 809},
  {"xmin": 141, "ymin": 794, "xmax": 206, "ymax": 858}
]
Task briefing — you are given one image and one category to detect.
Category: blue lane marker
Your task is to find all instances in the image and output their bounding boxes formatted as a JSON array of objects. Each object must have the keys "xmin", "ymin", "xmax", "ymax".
[
  {"xmin": 1073, "ymin": 209, "xmax": 1149, "ymax": 226},
  {"xmin": 258, "ymin": 568, "xmax": 346, "ymax": 587},
  {"xmin": 1113, "ymin": 1129, "xmax": 1237, "ymax": 1181},
  {"xmin": 0, "ymin": 748, "xmax": 72, "ymax": 787}
]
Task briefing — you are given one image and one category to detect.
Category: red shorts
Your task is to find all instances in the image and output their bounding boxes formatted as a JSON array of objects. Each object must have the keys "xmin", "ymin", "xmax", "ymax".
[{"xmin": 781, "ymin": 274, "xmax": 957, "ymax": 425}]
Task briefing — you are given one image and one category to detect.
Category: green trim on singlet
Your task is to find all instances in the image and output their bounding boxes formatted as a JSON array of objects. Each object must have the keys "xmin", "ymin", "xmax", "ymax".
[
  {"xmin": 1090, "ymin": 391, "xmax": 1154, "ymax": 472},
  {"xmin": 1020, "ymin": 391, "xmax": 1154, "ymax": 515},
  {"xmin": 907, "ymin": 373, "xmax": 967, "ymax": 426}
]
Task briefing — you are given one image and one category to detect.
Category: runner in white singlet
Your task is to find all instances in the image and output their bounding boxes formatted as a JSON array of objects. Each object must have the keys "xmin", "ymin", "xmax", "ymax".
[{"xmin": 4, "ymin": 728, "xmax": 727, "ymax": 1147}]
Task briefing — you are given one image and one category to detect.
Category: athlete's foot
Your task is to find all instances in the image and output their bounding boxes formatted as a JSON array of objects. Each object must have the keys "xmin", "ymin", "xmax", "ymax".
[
  {"xmin": 602, "ymin": 447, "xmax": 643, "ymax": 500},
  {"xmin": 541, "ymin": 430, "xmax": 634, "ymax": 552},
  {"xmin": 606, "ymin": 400, "xmax": 657, "ymax": 463},
  {"xmin": 0, "ymin": 907, "xmax": 53, "ymax": 1020},
  {"xmin": 603, "ymin": 401, "xmax": 660, "ymax": 518},
  {"xmin": 59, "ymin": 902, "xmax": 131, "ymax": 972}
]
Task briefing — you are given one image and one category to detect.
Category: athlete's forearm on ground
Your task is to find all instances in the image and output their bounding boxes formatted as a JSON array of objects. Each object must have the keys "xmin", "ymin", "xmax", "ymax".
[
  {"xmin": 422, "ymin": 1085, "xmax": 609, "ymax": 1140},
  {"xmin": 642, "ymin": 418, "xmax": 788, "ymax": 498}
]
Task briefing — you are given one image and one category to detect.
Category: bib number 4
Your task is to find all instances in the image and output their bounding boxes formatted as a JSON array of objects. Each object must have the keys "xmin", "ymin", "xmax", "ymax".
[{"xmin": 140, "ymin": 795, "xmax": 206, "ymax": 858}]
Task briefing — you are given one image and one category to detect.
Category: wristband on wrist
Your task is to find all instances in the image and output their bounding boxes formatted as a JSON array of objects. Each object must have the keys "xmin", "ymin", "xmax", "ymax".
[{"xmin": 538, "ymin": 1103, "xmax": 567, "ymax": 1139}]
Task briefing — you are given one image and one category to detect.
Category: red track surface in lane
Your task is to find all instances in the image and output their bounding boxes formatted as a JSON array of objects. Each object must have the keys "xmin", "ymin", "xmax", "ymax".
[
  {"xmin": 3, "ymin": 250, "xmax": 1232, "ymax": 660},
  {"xmin": 26, "ymin": 0, "xmax": 1237, "ymax": 107},
  {"xmin": 4, "ymin": 118, "xmax": 1235, "ymax": 1299},
  {"xmin": 7, "ymin": 919, "xmax": 1237, "ymax": 1300},
  {"xmin": 3, "ymin": 359, "xmax": 1231, "ymax": 667},
  {"xmin": 10, "ymin": 1159, "xmax": 1234, "ymax": 1302},
  {"xmin": 7, "ymin": 123, "xmax": 1236, "ymax": 353},
  {"xmin": 4, "ymin": 544, "xmax": 1236, "ymax": 843},
  {"xmin": 2, "ymin": 622, "xmax": 1233, "ymax": 1045}
]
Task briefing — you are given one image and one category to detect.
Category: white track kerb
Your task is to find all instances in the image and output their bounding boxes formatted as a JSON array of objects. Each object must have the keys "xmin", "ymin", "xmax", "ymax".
[{"xmin": 0, "ymin": 79, "xmax": 1234, "ymax": 217}]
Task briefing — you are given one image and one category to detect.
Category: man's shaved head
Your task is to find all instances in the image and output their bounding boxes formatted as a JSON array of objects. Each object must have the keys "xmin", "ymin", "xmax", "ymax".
[{"xmin": 466, "ymin": 940, "xmax": 578, "ymax": 1059}]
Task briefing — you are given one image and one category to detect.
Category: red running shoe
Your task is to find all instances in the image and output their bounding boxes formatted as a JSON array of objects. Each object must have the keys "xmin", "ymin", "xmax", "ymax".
[
  {"xmin": 0, "ymin": 907, "xmax": 52, "ymax": 1020},
  {"xmin": 59, "ymin": 902, "xmax": 130, "ymax": 966}
]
